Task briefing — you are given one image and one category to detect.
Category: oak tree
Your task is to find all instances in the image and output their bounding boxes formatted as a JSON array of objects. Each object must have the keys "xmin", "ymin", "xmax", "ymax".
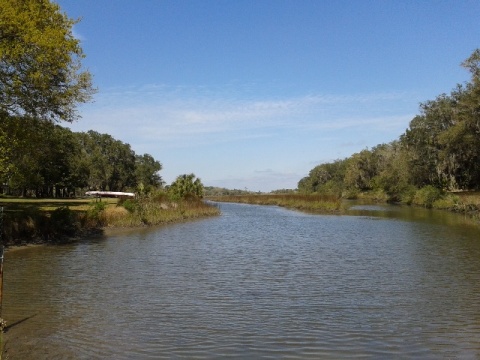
[{"xmin": 0, "ymin": 0, "xmax": 95, "ymax": 122}]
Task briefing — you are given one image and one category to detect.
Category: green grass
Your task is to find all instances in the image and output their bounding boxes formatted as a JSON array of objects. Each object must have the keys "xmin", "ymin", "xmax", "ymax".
[{"xmin": 0, "ymin": 197, "xmax": 118, "ymax": 212}]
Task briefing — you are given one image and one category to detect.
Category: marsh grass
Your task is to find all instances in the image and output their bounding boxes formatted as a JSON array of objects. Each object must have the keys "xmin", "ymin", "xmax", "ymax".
[
  {"xmin": 209, "ymin": 194, "xmax": 343, "ymax": 213},
  {"xmin": 0, "ymin": 196, "xmax": 220, "ymax": 245},
  {"xmin": 104, "ymin": 198, "xmax": 220, "ymax": 227}
]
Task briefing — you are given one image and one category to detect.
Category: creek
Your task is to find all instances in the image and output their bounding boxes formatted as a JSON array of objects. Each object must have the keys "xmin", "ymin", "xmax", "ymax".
[{"xmin": 3, "ymin": 202, "xmax": 480, "ymax": 359}]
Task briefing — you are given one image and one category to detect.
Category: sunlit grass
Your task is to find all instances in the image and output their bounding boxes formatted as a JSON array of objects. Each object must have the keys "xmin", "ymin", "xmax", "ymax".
[
  {"xmin": 0, "ymin": 197, "xmax": 118, "ymax": 211},
  {"xmin": 209, "ymin": 194, "xmax": 343, "ymax": 213},
  {"xmin": 103, "ymin": 199, "xmax": 220, "ymax": 227}
]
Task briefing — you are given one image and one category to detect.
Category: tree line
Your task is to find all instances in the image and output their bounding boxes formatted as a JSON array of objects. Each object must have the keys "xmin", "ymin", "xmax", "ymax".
[
  {"xmin": 0, "ymin": 116, "xmax": 163, "ymax": 197},
  {"xmin": 299, "ymin": 49, "xmax": 480, "ymax": 202}
]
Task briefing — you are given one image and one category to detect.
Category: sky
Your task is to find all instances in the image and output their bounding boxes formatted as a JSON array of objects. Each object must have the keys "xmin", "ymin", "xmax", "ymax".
[{"xmin": 58, "ymin": 0, "xmax": 480, "ymax": 192}]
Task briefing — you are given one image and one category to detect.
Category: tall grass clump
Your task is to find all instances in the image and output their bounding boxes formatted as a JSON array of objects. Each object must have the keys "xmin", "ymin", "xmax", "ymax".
[
  {"xmin": 83, "ymin": 201, "xmax": 108, "ymax": 227},
  {"xmin": 103, "ymin": 193, "xmax": 220, "ymax": 227}
]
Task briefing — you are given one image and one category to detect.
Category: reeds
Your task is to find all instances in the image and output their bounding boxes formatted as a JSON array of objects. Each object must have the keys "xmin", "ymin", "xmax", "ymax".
[
  {"xmin": 101, "ymin": 198, "xmax": 220, "ymax": 227},
  {"xmin": 209, "ymin": 194, "xmax": 343, "ymax": 213}
]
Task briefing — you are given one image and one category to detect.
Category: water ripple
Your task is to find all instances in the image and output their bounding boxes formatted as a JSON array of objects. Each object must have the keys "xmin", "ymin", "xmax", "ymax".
[{"xmin": 4, "ymin": 202, "xmax": 480, "ymax": 359}]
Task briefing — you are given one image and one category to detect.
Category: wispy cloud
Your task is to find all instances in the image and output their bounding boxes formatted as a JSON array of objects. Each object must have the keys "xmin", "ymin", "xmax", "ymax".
[
  {"xmin": 68, "ymin": 83, "xmax": 420, "ymax": 191},
  {"xmin": 72, "ymin": 84, "xmax": 417, "ymax": 148}
]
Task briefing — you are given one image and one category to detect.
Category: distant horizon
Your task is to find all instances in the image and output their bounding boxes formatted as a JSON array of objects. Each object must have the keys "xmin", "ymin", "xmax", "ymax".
[{"xmin": 60, "ymin": 0, "xmax": 480, "ymax": 192}]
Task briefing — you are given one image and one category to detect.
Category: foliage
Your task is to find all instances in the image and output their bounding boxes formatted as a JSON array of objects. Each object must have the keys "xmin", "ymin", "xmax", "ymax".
[
  {"xmin": 412, "ymin": 186, "xmax": 443, "ymax": 208},
  {"xmin": 298, "ymin": 159, "xmax": 347, "ymax": 195},
  {"xmin": 86, "ymin": 201, "xmax": 107, "ymax": 224},
  {"xmin": 168, "ymin": 173, "xmax": 204, "ymax": 200},
  {"xmin": 398, "ymin": 185, "xmax": 417, "ymax": 205},
  {"xmin": 0, "ymin": 0, "xmax": 95, "ymax": 122},
  {"xmin": 299, "ymin": 49, "xmax": 480, "ymax": 204},
  {"xmin": 0, "ymin": 123, "xmax": 163, "ymax": 196},
  {"xmin": 120, "ymin": 199, "xmax": 138, "ymax": 213},
  {"xmin": 204, "ymin": 186, "xmax": 257, "ymax": 197},
  {"xmin": 135, "ymin": 154, "xmax": 163, "ymax": 194},
  {"xmin": 432, "ymin": 194, "xmax": 459, "ymax": 210},
  {"xmin": 50, "ymin": 206, "xmax": 77, "ymax": 236},
  {"xmin": 75, "ymin": 130, "xmax": 137, "ymax": 192}
]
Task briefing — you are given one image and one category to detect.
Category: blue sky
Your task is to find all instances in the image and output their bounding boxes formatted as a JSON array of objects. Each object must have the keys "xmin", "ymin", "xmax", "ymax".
[{"xmin": 60, "ymin": 0, "xmax": 480, "ymax": 192}]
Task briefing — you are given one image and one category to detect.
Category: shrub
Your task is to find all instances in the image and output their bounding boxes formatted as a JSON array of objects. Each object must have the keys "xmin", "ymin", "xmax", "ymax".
[
  {"xmin": 432, "ymin": 194, "xmax": 459, "ymax": 210},
  {"xmin": 120, "ymin": 199, "xmax": 138, "ymax": 213},
  {"xmin": 399, "ymin": 185, "xmax": 417, "ymax": 205},
  {"xmin": 413, "ymin": 185, "xmax": 443, "ymax": 208},
  {"xmin": 342, "ymin": 188, "xmax": 359, "ymax": 199},
  {"xmin": 85, "ymin": 201, "xmax": 107, "ymax": 225},
  {"xmin": 50, "ymin": 206, "xmax": 78, "ymax": 237}
]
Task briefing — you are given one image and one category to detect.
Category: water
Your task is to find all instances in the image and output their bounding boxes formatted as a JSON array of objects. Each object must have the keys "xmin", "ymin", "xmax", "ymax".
[{"xmin": 3, "ymin": 202, "xmax": 480, "ymax": 359}]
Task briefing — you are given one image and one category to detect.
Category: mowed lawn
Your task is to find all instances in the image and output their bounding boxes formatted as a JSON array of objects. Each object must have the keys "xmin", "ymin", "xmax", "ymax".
[{"xmin": 0, "ymin": 197, "xmax": 119, "ymax": 213}]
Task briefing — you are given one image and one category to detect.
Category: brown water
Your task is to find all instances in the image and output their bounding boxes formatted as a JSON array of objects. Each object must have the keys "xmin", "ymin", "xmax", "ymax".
[{"xmin": 3, "ymin": 202, "xmax": 480, "ymax": 359}]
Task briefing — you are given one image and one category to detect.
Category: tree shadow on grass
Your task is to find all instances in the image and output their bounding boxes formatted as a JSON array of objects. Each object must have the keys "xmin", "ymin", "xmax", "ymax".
[{"xmin": 0, "ymin": 200, "xmax": 90, "ymax": 213}]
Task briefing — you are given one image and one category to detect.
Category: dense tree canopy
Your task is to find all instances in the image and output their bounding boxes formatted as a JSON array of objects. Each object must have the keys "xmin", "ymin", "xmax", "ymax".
[
  {"xmin": 135, "ymin": 154, "xmax": 163, "ymax": 194},
  {"xmin": 0, "ymin": 120, "xmax": 163, "ymax": 197},
  {"xmin": 0, "ymin": 0, "xmax": 95, "ymax": 122},
  {"xmin": 299, "ymin": 49, "xmax": 480, "ymax": 199}
]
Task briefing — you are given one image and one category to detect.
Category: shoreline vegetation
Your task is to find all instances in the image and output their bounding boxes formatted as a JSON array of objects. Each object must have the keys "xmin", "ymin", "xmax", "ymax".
[
  {"xmin": 0, "ymin": 195, "xmax": 220, "ymax": 248},
  {"xmin": 4, "ymin": 188, "xmax": 479, "ymax": 248},
  {"xmin": 208, "ymin": 190, "xmax": 480, "ymax": 222},
  {"xmin": 209, "ymin": 194, "xmax": 344, "ymax": 214}
]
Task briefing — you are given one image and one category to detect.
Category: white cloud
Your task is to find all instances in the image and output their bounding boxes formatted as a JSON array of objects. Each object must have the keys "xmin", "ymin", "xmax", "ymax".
[{"xmin": 71, "ymin": 84, "xmax": 417, "ymax": 146}]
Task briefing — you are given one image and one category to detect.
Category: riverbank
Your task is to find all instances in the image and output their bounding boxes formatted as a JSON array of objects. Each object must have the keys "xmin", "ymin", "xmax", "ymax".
[
  {"xmin": 0, "ymin": 197, "xmax": 220, "ymax": 247},
  {"xmin": 208, "ymin": 194, "xmax": 344, "ymax": 213},
  {"xmin": 354, "ymin": 189, "xmax": 480, "ymax": 221},
  {"xmin": 208, "ymin": 191, "xmax": 480, "ymax": 222}
]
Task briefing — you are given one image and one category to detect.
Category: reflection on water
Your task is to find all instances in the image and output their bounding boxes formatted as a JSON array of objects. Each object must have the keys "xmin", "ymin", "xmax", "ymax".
[{"xmin": 3, "ymin": 202, "xmax": 480, "ymax": 359}]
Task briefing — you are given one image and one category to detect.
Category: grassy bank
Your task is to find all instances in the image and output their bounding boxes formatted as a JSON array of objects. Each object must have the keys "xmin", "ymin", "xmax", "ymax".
[
  {"xmin": 209, "ymin": 194, "xmax": 343, "ymax": 213},
  {"xmin": 209, "ymin": 190, "xmax": 480, "ymax": 223},
  {"xmin": 352, "ymin": 187, "xmax": 480, "ymax": 220},
  {"xmin": 0, "ymin": 196, "xmax": 220, "ymax": 247}
]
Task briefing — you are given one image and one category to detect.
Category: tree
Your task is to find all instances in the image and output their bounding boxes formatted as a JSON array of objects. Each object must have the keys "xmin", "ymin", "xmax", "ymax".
[
  {"xmin": 0, "ymin": 116, "xmax": 82, "ymax": 197},
  {"xmin": 298, "ymin": 159, "xmax": 347, "ymax": 195},
  {"xmin": 0, "ymin": 0, "xmax": 95, "ymax": 122},
  {"xmin": 344, "ymin": 149, "xmax": 378, "ymax": 191},
  {"xmin": 75, "ymin": 131, "xmax": 136, "ymax": 192},
  {"xmin": 400, "ymin": 50, "xmax": 480, "ymax": 190},
  {"xmin": 168, "ymin": 174, "xmax": 204, "ymax": 200},
  {"xmin": 370, "ymin": 141, "xmax": 412, "ymax": 199},
  {"xmin": 461, "ymin": 48, "xmax": 480, "ymax": 79},
  {"xmin": 135, "ymin": 154, "xmax": 163, "ymax": 194}
]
